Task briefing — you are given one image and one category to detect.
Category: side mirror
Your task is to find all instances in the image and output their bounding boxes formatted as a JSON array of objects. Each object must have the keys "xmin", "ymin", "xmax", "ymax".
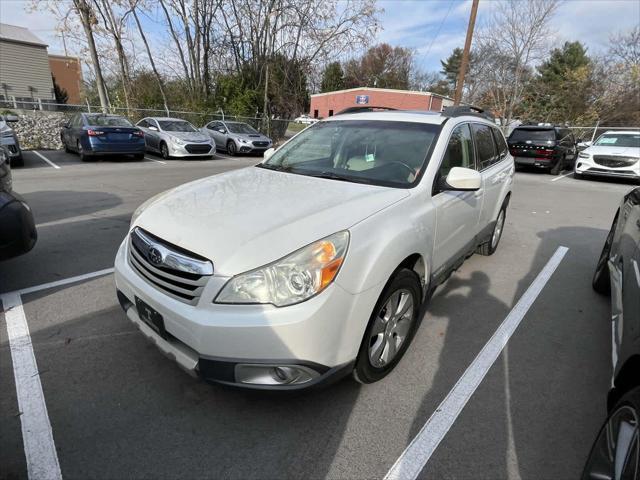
[
  {"xmin": 441, "ymin": 167, "xmax": 482, "ymax": 191},
  {"xmin": 263, "ymin": 148, "xmax": 275, "ymax": 161},
  {"xmin": 148, "ymin": 126, "xmax": 158, "ymax": 131},
  {"xmin": 5, "ymin": 115, "xmax": 19, "ymax": 123}
]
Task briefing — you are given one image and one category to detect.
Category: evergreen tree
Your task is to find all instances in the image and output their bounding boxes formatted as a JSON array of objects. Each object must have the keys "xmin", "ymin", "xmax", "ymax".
[{"xmin": 320, "ymin": 62, "xmax": 345, "ymax": 92}]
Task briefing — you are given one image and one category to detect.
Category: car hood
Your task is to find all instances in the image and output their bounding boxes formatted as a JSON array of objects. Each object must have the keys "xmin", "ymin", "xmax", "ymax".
[
  {"xmin": 134, "ymin": 167, "xmax": 408, "ymax": 275},
  {"xmin": 583, "ymin": 145, "xmax": 640, "ymax": 157},
  {"xmin": 233, "ymin": 132, "xmax": 271, "ymax": 142},
  {"xmin": 167, "ymin": 131, "xmax": 211, "ymax": 143}
]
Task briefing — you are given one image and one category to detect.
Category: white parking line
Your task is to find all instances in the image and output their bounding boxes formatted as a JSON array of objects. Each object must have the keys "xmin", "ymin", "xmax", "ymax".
[
  {"xmin": 33, "ymin": 151, "xmax": 61, "ymax": 169},
  {"xmin": 144, "ymin": 156, "xmax": 166, "ymax": 165},
  {"xmin": 550, "ymin": 171, "xmax": 573, "ymax": 182},
  {"xmin": 384, "ymin": 246, "xmax": 569, "ymax": 480},
  {"xmin": 16, "ymin": 268, "xmax": 115, "ymax": 296},
  {"xmin": 1, "ymin": 292, "xmax": 62, "ymax": 480}
]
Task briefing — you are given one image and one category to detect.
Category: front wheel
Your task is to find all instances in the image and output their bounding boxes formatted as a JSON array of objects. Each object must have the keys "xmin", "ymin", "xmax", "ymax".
[
  {"xmin": 160, "ymin": 142, "xmax": 170, "ymax": 160},
  {"xmin": 477, "ymin": 204, "xmax": 507, "ymax": 256},
  {"xmin": 353, "ymin": 269, "xmax": 422, "ymax": 384},
  {"xmin": 581, "ymin": 386, "xmax": 639, "ymax": 480},
  {"xmin": 226, "ymin": 140, "xmax": 237, "ymax": 156},
  {"xmin": 592, "ymin": 212, "xmax": 617, "ymax": 295}
]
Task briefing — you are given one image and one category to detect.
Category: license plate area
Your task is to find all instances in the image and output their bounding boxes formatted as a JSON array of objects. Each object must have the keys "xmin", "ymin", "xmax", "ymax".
[
  {"xmin": 514, "ymin": 156, "xmax": 535, "ymax": 165},
  {"xmin": 135, "ymin": 296, "xmax": 167, "ymax": 339}
]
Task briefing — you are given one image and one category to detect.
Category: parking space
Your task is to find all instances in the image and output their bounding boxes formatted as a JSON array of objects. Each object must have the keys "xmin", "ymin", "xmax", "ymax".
[{"xmin": 1, "ymin": 158, "xmax": 635, "ymax": 479}]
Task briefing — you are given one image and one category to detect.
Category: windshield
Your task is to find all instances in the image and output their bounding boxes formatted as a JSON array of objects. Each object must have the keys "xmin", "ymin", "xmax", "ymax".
[
  {"xmin": 85, "ymin": 115, "xmax": 132, "ymax": 127},
  {"xmin": 158, "ymin": 120, "xmax": 197, "ymax": 132},
  {"xmin": 509, "ymin": 128, "xmax": 555, "ymax": 143},
  {"xmin": 594, "ymin": 134, "xmax": 640, "ymax": 148},
  {"xmin": 261, "ymin": 120, "xmax": 440, "ymax": 188},
  {"xmin": 226, "ymin": 122, "xmax": 259, "ymax": 134}
]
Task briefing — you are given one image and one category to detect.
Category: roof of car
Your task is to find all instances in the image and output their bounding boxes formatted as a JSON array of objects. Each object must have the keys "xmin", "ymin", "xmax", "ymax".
[
  {"xmin": 146, "ymin": 117, "xmax": 188, "ymax": 121},
  {"xmin": 601, "ymin": 130, "xmax": 640, "ymax": 135},
  {"xmin": 322, "ymin": 110, "xmax": 495, "ymax": 126}
]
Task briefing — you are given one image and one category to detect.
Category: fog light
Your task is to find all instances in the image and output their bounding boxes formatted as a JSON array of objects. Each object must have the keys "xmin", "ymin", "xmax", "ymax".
[{"xmin": 235, "ymin": 364, "xmax": 319, "ymax": 386}]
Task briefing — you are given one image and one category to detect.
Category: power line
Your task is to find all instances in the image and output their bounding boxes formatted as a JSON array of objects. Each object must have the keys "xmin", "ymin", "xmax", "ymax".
[{"xmin": 421, "ymin": 0, "xmax": 456, "ymax": 62}]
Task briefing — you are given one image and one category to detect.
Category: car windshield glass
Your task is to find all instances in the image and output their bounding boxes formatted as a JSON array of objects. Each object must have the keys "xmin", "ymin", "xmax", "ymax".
[
  {"xmin": 509, "ymin": 128, "xmax": 555, "ymax": 142},
  {"xmin": 226, "ymin": 122, "xmax": 259, "ymax": 134},
  {"xmin": 85, "ymin": 115, "xmax": 132, "ymax": 127},
  {"xmin": 158, "ymin": 120, "xmax": 197, "ymax": 132},
  {"xmin": 594, "ymin": 134, "xmax": 640, "ymax": 148},
  {"xmin": 261, "ymin": 120, "xmax": 440, "ymax": 188}
]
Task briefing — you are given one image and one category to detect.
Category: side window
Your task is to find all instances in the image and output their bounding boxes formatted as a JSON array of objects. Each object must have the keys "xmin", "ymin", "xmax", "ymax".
[
  {"xmin": 149, "ymin": 119, "xmax": 159, "ymax": 130},
  {"xmin": 207, "ymin": 121, "xmax": 219, "ymax": 130},
  {"xmin": 138, "ymin": 119, "xmax": 149, "ymax": 128},
  {"xmin": 491, "ymin": 128, "xmax": 508, "ymax": 160},
  {"xmin": 438, "ymin": 124, "xmax": 475, "ymax": 178},
  {"xmin": 472, "ymin": 123, "xmax": 497, "ymax": 170}
]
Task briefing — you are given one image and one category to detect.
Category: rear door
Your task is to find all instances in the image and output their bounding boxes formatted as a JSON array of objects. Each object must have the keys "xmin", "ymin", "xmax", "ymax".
[
  {"xmin": 431, "ymin": 123, "xmax": 482, "ymax": 274},
  {"xmin": 146, "ymin": 119, "xmax": 161, "ymax": 151},
  {"xmin": 472, "ymin": 123, "xmax": 510, "ymax": 228}
]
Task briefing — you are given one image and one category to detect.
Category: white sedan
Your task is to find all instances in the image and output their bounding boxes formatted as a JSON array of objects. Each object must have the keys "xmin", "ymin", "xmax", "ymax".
[{"xmin": 574, "ymin": 130, "xmax": 640, "ymax": 182}]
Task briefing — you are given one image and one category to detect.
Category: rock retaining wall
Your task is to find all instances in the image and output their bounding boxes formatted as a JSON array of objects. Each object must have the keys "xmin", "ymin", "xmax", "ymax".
[{"xmin": 10, "ymin": 112, "xmax": 68, "ymax": 150}]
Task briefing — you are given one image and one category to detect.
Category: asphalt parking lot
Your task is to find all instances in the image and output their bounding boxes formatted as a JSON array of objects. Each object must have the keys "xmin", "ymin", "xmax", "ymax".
[{"xmin": 1, "ymin": 150, "xmax": 637, "ymax": 479}]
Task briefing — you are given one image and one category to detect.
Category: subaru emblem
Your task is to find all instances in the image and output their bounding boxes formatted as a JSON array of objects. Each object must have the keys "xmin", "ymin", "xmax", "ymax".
[{"xmin": 148, "ymin": 247, "xmax": 163, "ymax": 266}]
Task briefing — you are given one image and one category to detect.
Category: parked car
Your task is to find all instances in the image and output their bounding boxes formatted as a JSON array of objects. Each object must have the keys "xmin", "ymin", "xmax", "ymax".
[
  {"xmin": 293, "ymin": 114, "xmax": 318, "ymax": 125},
  {"xmin": 135, "ymin": 117, "xmax": 214, "ymax": 160},
  {"xmin": 0, "ymin": 113, "xmax": 23, "ymax": 167},
  {"xmin": 60, "ymin": 113, "xmax": 146, "ymax": 161},
  {"xmin": 583, "ymin": 187, "xmax": 640, "ymax": 479},
  {"xmin": 574, "ymin": 131, "xmax": 640, "ymax": 183},
  {"xmin": 114, "ymin": 107, "xmax": 514, "ymax": 389},
  {"xmin": 201, "ymin": 120, "xmax": 272, "ymax": 156},
  {"xmin": 0, "ymin": 146, "xmax": 36, "ymax": 261},
  {"xmin": 507, "ymin": 124, "xmax": 577, "ymax": 175}
]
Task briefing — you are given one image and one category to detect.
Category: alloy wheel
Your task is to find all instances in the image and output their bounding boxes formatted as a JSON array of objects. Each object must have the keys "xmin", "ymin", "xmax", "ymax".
[
  {"xmin": 491, "ymin": 209, "xmax": 505, "ymax": 249},
  {"xmin": 368, "ymin": 289, "xmax": 415, "ymax": 368}
]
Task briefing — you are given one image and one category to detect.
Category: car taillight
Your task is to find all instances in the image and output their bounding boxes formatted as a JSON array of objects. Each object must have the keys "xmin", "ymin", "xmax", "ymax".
[
  {"xmin": 87, "ymin": 129, "xmax": 105, "ymax": 136},
  {"xmin": 133, "ymin": 130, "xmax": 144, "ymax": 137},
  {"xmin": 534, "ymin": 149, "xmax": 553, "ymax": 156}
]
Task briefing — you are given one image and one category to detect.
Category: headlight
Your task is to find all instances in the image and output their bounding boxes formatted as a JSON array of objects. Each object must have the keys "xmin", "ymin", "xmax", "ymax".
[
  {"xmin": 578, "ymin": 152, "xmax": 590, "ymax": 159},
  {"xmin": 172, "ymin": 137, "xmax": 186, "ymax": 145},
  {"xmin": 215, "ymin": 231, "xmax": 349, "ymax": 307},
  {"xmin": 237, "ymin": 137, "xmax": 249, "ymax": 144}
]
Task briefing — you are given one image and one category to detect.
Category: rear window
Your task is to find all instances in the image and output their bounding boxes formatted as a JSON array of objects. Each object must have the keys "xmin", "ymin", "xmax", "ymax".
[
  {"xmin": 509, "ymin": 128, "xmax": 555, "ymax": 142},
  {"xmin": 472, "ymin": 123, "xmax": 497, "ymax": 169},
  {"xmin": 594, "ymin": 134, "xmax": 640, "ymax": 148},
  {"xmin": 85, "ymin": 115, "xmax": 133, "ymax": 127}
]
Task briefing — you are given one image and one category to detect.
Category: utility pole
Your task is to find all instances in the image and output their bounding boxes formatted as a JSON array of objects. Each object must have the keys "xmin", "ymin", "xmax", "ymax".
[{"xmin": 454, "ymin": 0, "xmax": 479, "ymax": 105}]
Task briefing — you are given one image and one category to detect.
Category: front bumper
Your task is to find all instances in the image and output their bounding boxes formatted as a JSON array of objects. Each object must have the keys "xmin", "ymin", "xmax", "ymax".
[
  {"xmin": 114, "ymin": 239, "xmax": 376, "ymax": 388},
  {"xmin": 575, "ymin": 159, "xmax": 640, "ymax": 180},
  {"xmin": 167, "ymin": 142, "xmax": 214, "ymax": 157},
  {"xmin": 234, "ymin": 141, "xmax": 271, "ymax": 154}
]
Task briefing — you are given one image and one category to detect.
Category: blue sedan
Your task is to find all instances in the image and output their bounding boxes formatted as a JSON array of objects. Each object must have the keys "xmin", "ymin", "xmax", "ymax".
[{"xmin": 60, "ymin": 113, "xmax": 146, "ymax": 161}]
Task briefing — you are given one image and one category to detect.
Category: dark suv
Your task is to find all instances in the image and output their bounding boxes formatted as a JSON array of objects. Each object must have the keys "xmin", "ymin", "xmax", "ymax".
[{"xmin": 507, "ymin": 125, "xmax": 577, "ymax": 175}]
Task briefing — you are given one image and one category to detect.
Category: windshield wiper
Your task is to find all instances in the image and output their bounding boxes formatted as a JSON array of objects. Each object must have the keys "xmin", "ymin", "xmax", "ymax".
[
  {"xmin": 255, "ymin": 163, "xmax": 295, "ymax": 172},
  {"xmin": 303, "ymin": 170, "xmax": 373, "ymax": 184}
]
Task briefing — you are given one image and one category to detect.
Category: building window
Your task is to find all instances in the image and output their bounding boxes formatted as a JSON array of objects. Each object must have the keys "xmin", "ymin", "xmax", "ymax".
[
  {"xmin": 329, "ymin": 110, "xmax": 334, "ymax": 117},
  {"xmin": 313, "ymin": 109, "xmax": 319, "ymax": 118}
]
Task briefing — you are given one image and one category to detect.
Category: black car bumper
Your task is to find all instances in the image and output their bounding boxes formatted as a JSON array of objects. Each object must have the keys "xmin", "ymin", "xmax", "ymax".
[{"xmin": 0, "ymin": 191, "xmax": 37, "ymax": 261}]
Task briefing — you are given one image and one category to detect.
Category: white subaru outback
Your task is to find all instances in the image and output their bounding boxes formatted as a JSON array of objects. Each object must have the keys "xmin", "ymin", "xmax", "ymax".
[{"xmin": 114, "ymin": 107, "xmax": 514, "ymax": 389}]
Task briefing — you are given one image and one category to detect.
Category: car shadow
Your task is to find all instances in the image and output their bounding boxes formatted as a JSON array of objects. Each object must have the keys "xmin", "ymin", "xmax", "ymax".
[
  {"xmin": 413, "ymin": 226, "xmax": 612, "ymax": 478},
  {"xmin": 19, "ymin": 190, "xmax": 123, "ymax": 225}
]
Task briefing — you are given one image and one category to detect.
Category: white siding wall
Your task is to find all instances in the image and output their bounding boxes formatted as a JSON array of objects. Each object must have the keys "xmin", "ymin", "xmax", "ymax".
[{"xmin": 0, "ymin": 40, "xmax": 54, "ymax": 100}]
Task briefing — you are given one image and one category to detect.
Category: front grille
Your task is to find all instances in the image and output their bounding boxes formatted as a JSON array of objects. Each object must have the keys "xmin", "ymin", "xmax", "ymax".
[
  {"xmin": 252, "ymin": 141, "xmax": 269, "ymax": 147},
  {"xmin": 128, "ymin": 228, "xmax": 213, "ymax": 305},
  {"xmin": 185, "ymin": 144, "xmax": 212, "ymax": 154},
  {"xmin": 593, "ymin": 155, "xmax": 638, "ymax": 168}
]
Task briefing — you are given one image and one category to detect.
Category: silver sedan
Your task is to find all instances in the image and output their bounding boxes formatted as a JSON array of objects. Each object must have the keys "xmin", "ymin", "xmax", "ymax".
[
  {"xmin": 136, "ymin": 117, "xmax": 214, "ymax": 159},
  {"xmin": 201, "ymin": 120, "xmax": 272, "ymax": 156}
]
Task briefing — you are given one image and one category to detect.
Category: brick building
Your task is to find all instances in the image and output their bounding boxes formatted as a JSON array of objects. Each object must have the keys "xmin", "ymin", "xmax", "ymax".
[
  {"xmin": 309, "ymin": 87, "xmax": 454, "ymax": 119},
  {"xmin": 49, "ymin": 55, "xmax": 83, "ymax": 104}
]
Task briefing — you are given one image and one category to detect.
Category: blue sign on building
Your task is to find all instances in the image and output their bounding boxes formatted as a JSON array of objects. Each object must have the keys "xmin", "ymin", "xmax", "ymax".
[{"xmin": 355, "ymin": 95, "xmax": 369, "ymax": 105}]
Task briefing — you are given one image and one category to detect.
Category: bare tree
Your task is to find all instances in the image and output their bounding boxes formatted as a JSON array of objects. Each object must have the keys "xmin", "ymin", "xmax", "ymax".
[{"xmin": 473, "ymin": 0, "xmax": 560, "ymax": 124}]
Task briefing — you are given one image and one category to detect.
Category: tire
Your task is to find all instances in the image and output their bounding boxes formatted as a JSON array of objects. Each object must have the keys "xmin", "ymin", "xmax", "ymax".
[
  {"xmin": 581, "ymin": 386, "xmax": 639, "ymax": 480},
  {"xmin": 592, "ymin": 212, "xmax": 617, "ymax": 295},
  {"xmin": 550, "ymin": 157, "xmax": 563, "ymax": 175},
  {"xmin": 573, "ymin": 172, "xmax": 582, "ymax": 180},
  {"xmin": 10, "ymin": 154, "xmax": 24, "ymax": 167},
  {"xmin": 62, "ymin": 135, "xmax": 71, "ymax": 153},
  {"xmin": 160, "ymin": 142, "xmax": 170, "ymax": 160},
  {"xmin": 77, "ymin": 140, "xmax": 91, "ymax": 162},
  {"xmin": 477, "ymin": 203, "xmax": 507, "ymax": 256},
  {"xmin": 134, "ymin": 153, "xmax": 144, "ymax": 161},
  {"xmin": 353, "ymin": 269, "xmax": 422, "ymax": 384},
  {"xmin": 226, "ymin": 140, "xmax": 237, "ymax": 156}
]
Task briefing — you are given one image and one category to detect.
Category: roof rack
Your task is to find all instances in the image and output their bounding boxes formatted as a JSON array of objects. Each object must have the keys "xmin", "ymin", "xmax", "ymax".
[
  {"xmin": 335, "ymin": 106, "xmax": 397, "ymax": 115},
  {"xmin": 442, "ymin": 105, "xmax": 495, "ymax": 121}
]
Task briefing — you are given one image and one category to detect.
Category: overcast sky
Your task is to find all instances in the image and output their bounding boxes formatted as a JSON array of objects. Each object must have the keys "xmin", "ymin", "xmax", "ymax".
[{"xmin": 1, "ymin": 0, "xmax": 639, "ymax": 73}]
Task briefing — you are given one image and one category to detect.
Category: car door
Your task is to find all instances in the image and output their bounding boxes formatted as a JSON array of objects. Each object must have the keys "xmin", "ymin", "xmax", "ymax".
[
  {"xmin": 146, "ymin": 119, "xmax": 161, "ymax": 151},
  {"xmin": 431, "ymin": 123, "xmax": 483, "ymax": 275},
  {"xmin": 136, "ymin": 119, "xmax": 151, "ymax": 150},
  {"xmin": 206, "ymin": 121, "xmax": 223, "ymax": 147},
  {"xmin": 472, "ymin": 123, "xmax": 509, "ymax": 228},
  {"xmin": 71, "ymin": 114, "xmax": 84, "ymax": 149}
]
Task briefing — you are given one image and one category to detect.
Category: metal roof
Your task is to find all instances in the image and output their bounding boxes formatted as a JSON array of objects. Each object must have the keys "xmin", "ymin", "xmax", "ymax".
[{"xmin": 0, "ymin": 23, "xmax": 48, "ymax": 47}]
